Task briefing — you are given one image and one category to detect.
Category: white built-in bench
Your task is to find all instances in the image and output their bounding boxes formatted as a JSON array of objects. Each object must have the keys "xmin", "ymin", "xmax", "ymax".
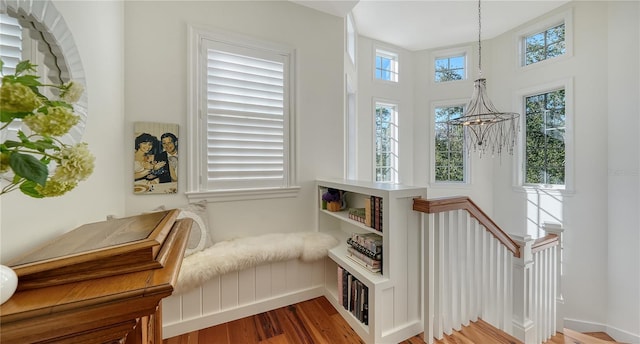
[{"xmin": 162, "ymin": 231, "xmax": 337, "ymax": 339}]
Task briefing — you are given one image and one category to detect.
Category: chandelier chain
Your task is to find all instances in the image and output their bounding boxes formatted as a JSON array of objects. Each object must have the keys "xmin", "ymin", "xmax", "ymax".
[{"xmin": 478, "ymin": 0, "xmax": 482, "ymax": 73}]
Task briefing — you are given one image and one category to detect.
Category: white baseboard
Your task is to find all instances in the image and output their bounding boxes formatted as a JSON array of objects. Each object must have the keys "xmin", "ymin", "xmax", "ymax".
[
  {"xmin": 162, "ymin": 286, "xmax": 325, "ymax": 339},
  {"xmin": 564, "ymin": 318, "xmax": 640, "ymax": 343}
]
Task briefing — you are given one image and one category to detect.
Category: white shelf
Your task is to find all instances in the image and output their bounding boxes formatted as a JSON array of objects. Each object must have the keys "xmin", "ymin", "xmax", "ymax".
[
  {"xmin": 319, "ymin": 209, "xmax": 384, "ymax": 237},
  {"xmin": 317, "ymin": 179, "xmax": 427, "ymax": 343},
  {"xmin": 328, "ymin": 245, "xmax": 387, "ymax": 286}
]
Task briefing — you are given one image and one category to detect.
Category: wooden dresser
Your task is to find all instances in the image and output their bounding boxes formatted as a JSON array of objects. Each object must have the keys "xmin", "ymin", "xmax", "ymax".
[{"xmin": 0, "ymin": 210, "xmax": 191, "ymax": 344}]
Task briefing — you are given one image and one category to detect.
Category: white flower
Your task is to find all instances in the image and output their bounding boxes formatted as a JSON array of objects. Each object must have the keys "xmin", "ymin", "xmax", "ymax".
[{"xmin": 60, "ymin": 81, "xmax": 83, "ymax": 103}]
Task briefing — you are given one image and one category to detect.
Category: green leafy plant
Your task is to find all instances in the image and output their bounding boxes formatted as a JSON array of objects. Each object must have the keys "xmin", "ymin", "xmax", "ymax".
[{"xmin": 1, "ymin": 59, "xmax": 94, "ymax": 198}]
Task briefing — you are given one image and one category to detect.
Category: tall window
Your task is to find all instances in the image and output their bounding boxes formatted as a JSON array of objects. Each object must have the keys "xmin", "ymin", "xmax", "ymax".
[
  {"xmin": 375, "ymin": 49, "xmax": 398, "ymax": 82},
  {"xmin": 434, "ymin": 55, "xmax": 465, "ymax": 82},
  {"xmin": 375, "ymin": 102, "xmax": 398, "ymax": 183},
  {"xmin": 525, "ymin": 89, "xmax": 565, "ymax": 185},
  {"xmin": 434, "ymin": 105, "xmax": 465, "ymax": 182},
  {"xmin": 524, "ymin": 23, "xmax": 565, "ymax": 66},
  {"xmin": 190, "ymin": 29, "xmax": 296, "ymax": 198}
]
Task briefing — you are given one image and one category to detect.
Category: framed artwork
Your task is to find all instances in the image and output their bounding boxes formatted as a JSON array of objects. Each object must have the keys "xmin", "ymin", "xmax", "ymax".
[{"xmin": 134, "ymin": 122, "xmax": 179, "ymax": 194}]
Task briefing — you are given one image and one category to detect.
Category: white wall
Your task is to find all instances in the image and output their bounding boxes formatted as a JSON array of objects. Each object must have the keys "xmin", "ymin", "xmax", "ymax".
[
  {"xmin": 606, "ymin": 1, "xmax": 640, "ymax": 341},
  {"xmin": 356, "ymin": 37, "xmax": 416, "ymax": 185},
  {"xmin": 412, "ymin": 44, "xmax": 495, "ymax": 211},
  {"xmin": 0, "ymin": 1, "xmax": 125, "ymax": 262},
  {"xmin": 122, "ymin": 1, "xmax": 344, "ymax": 243},
  {"xmin": 489, "ymin": 1, "xmax": 639, "ymax": 340}
]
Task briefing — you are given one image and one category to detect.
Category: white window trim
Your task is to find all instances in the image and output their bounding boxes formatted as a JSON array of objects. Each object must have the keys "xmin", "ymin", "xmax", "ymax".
[
  {"xmin": 515, "ymin": 9, "xmax": 573, "ymax": 70},
  {"xmin": 431, "ymin": 46, "xmax": 472, "ymax": 85},
  {"xmin": 346, "ymin": 13, "xmax": 357, "ymax": 66},
  {"xmin": 373, "ymin": 44, "xmax": 399, "ymax": 84},
  {"xmin": 429, "ymin": 99, "xmax": 472, "ymax": 187},
  {"xmin": 186, "ymin": 25, "xmax": 299, "ymax": 202},
  {"xmin": 512, "ymin": 78, "xmax": 574, "ymax": 194},
  {"xmin": 372, "ymin": 98, "xmax": 399, "ymax": 183},
  {"xmin": 345, "ymin": 74, "xmax": 357, "ymax": 180}
]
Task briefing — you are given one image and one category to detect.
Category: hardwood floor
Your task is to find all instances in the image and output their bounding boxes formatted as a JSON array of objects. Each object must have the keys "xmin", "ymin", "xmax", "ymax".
[{"xmin": 163, "ymin": 296, "xmax": 619, "ymax": 344}]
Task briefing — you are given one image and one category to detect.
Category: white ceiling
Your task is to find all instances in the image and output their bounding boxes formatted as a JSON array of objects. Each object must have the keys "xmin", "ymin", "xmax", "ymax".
[{"xmin": 293, "ymin": 0, "xmax": 570, "ymax": 51}]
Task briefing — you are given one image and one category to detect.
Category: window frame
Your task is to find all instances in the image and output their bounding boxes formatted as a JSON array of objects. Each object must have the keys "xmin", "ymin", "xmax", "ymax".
[
  {"xmin": 515, "ymin": 9, "xmax": 573, "ymax": 70},
  {"xmin": 431, "ymin": 46, "xmax": 471, "ymax": 85},
  {"xmin": 372, "ymin": 99, "xmax": 399, "ymax": 183},
  {"xmin": 513, "ymin": 78, "xmax": 574, "ymax": 193},
  {"xmin": 373, "ymin": 46, "xmax": 399, "ymax": 83},
  {"xmin": 431, "ymin": 101, "xmax": 469, "ymax": 184},
  {"xmin": 186, "ymin": 25, "xmax": 299, "ymax": 202}
]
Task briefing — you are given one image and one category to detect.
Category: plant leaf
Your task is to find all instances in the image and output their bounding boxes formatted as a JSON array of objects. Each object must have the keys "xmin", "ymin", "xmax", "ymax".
[
  {"xmin": 9, "ymin": 152, "xmax": 48, "ymax": 186},
  {"xmin": 19, "ymin": 180, "xmax": 44, "ymax": 198}
]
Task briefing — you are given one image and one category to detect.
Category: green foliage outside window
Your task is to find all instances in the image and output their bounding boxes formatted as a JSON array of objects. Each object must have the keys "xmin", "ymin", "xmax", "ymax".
[
  {"xmin": 435, "ymin": 56, "xmax": 465, "ymax": 82},
  {"xmin": 525, "ymin": 24, "xmax": 565, "ymax": 65},
  {"xmin": 525, "ymin": 89, "xmax": 565, "ymax": 185},
  {"xmin": 434, "ymin": 106, "xmax": 465, "ymax": 182},
  {"xmin": 375, "ymin": 104, "xmax": 396, "ymax": 182}
]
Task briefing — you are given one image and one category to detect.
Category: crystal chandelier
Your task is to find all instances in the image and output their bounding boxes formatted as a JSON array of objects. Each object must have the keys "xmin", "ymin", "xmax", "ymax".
[{"xmin": 448, "ymin": 0, "xmax": 520, "ymax": 157}]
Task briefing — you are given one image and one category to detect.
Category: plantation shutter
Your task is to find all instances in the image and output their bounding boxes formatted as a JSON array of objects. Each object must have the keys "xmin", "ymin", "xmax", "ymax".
[
  {"xmin": 204, "ymin": 41, "xmax": 288, "ymax": 190},
  {"xmin": 0, "ymin": 13, "xmax": 22, "ymax": 73}
]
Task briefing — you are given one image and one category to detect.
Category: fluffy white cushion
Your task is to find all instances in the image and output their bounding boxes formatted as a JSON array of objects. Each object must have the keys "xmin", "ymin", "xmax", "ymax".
[{"xmin": 175, "ymin": 232, "xmax": 338, "ymax": 293}]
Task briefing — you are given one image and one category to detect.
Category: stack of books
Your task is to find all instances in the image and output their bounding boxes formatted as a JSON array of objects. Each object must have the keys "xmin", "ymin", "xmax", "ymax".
[
  {"xmin": 337, "ymin": 266, "xmax": 369, "ymax": 325},
  {"xmin": 346, "ymin": 232, "xmax": 382, "ymax": 273}
]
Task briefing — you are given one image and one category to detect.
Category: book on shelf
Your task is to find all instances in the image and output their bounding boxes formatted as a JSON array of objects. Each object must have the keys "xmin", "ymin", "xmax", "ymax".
[
  {"xmin": 346, "ymin": 252, "xmax": 381, "ymax": 273},
  {"xmin": 364, "ymin": 197, "xmax": 372, "ymax": 227},
  {"xmin": 349, "ymin": 232, "xmax": 382, "ymax": 253},
  {"xmin": 365, "ymin": 196, "xmax": 383, "ymax": 232},
  {"xmin": 337, "ymin": 265, "xmax": 344, "ymax": 307},
  {"xmin": 348, "ymin": 208, "xmax": 366, "ymax": 224},
  {"xmin": 337, "ymin": 266, "xmax": 369, "ymax": 325},
  {"xmin": 347, "ymin": 246, "xmax": 381, "ymax": 267}
]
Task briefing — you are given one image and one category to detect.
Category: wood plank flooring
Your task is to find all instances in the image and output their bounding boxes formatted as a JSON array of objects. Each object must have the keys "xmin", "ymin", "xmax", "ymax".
[{"xmin": 163, "ymin": 296, "xmax": 619, "ymax": 344}]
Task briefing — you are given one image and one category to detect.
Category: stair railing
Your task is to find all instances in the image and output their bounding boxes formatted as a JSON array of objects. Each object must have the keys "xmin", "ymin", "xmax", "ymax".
[{"xmin": 413, "ymin": 197, "xmax": 562, "ymax": 344}]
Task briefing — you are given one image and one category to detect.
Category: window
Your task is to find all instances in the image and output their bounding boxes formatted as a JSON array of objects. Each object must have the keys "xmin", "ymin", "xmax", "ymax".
[
  {"xmin": 374, "ymin": 102, "xmax": 398, "ymax": 183},
  {"xmin": 346, "ymin": 14, "xmax": 356, "ymax": 65},
  {"xmin": 434, "ymin": 105, "xmax": 466, "ymax": 182},
  {"xmin": 189, "ymin": 28, "xmax": 297, "ymax": 200},
  {"xmin": 524, "ymin": 89, "xmax": 565, "ymax": 185},
  {"xmin": 375, "ymin": 49, "xmax": 398, "ymax": 82},
  {"xmin": 435, "ymin": 55, "xmax": 465, "ymax": 82},
  {"xmin": 0, "ymin": 13, "xmax": 22, "ymax": 73},
  {"xmin": 524, "ymin": 23, "xmax": 565, "ymax": 66}
]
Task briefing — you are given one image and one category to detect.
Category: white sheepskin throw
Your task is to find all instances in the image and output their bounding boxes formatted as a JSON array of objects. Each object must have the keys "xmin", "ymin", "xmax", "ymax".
[{"xmin": 175, "ymin": 232, "xmax": 338, "ymax": 293}]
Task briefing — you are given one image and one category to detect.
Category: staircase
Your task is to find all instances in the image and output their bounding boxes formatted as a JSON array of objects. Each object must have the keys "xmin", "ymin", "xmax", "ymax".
[
  {"xmin": 417, "ymin": 322, "xmax": 622, "ymax": 344},
  {"xmin": 413, "ymin": 196, "xmax": 564, "ymax": 344}
]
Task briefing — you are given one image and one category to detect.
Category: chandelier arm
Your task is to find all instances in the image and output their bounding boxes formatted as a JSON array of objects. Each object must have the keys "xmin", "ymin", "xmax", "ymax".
[{"xmin": 443, "ymin": 0, "xmax": 521, "ymax": 158}]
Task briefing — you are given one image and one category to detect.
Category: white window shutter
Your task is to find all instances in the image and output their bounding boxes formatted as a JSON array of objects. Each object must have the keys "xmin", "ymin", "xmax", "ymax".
[
  {"xmin": 0, "ymin": 13, "xmax": 22, "ymax": 73},
  {"xmin": 204, "ymin": 42, "xmax": 288, "ymax": 190}
]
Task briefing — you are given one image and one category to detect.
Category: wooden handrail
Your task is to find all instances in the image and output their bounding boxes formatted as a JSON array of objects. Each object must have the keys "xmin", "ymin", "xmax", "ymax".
[
  {"xmin": 532, "ymin": 234, "xmax": 559, "ymax": 254},
  {"xmin": 413, "ymin": 196, "xmax": 521, "ymax": 258}
]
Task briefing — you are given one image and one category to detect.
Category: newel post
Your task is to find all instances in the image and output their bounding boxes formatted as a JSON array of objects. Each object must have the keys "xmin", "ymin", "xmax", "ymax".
[
  {"xmin": 543, "ymin": 222, "xmax": 564, "ymax": 332},
  {"xmin": 511, "ymin": 234, "xmax": 536, "ymax": 344}
]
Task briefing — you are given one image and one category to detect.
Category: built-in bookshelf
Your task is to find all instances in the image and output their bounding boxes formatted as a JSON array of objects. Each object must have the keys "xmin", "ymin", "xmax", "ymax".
[{"xmin": 317, "ymin": 179, "xmax": 427, "ymax": 344}]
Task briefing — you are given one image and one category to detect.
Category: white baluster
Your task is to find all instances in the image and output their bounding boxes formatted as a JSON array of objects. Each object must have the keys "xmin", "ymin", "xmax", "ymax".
[
  {"xmin": 424, "ymin": 213, "xmax": 435, "ymax": 344},
  {"xmin": 511, "ymin": 234, "xmax": 536, "ymax": 343},
  {"xmin": 543, "ymin": 222, "xmax": 564, "ymax": 332}
]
